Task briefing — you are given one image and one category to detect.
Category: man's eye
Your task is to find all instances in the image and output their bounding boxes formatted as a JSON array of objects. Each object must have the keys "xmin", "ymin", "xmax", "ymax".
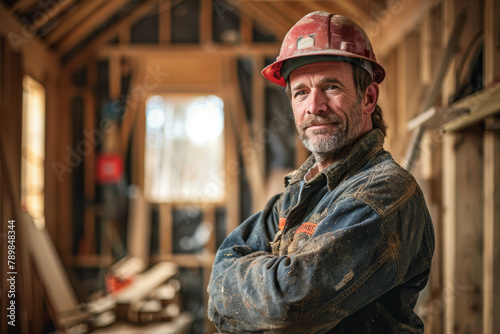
[
  {"xmin": 326, "ymin": 85, "xmax": 339, "ymax": 91},
  {"xmin": 293, "ymin": 91, "xmax": 306, "ymax": 98}
]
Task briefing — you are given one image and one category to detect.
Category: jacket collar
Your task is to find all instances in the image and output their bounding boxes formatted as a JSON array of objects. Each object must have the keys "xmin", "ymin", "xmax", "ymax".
[{"xmin": 284, "ymin": 129, "xmax": 385, "ymax": 191}]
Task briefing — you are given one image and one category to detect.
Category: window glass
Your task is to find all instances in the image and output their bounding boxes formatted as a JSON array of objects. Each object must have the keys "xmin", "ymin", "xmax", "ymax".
[
  {"xmin": 21, "ymin": 76, "xmax": 46, "ymax": 229},
  {"xmin": 144, "ymin": 94, "xmax": 225, "ymax": 203}
]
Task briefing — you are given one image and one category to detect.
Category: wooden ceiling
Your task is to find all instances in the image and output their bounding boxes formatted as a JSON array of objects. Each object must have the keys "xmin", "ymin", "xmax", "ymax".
[{"xmin": 2, "ymin": 0, "xmax": 391, "ymax": 63}]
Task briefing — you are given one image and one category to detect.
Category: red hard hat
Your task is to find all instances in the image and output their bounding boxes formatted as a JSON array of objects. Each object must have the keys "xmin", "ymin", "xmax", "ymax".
[{"xmin": 262, "ymin": 11, "xmax": 385, "ymax": 87}]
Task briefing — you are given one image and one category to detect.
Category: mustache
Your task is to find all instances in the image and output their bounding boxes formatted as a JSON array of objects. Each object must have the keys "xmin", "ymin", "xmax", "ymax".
[{"xmin": 299, "ymin": 114, "xmax": 343, "ymax": 131}]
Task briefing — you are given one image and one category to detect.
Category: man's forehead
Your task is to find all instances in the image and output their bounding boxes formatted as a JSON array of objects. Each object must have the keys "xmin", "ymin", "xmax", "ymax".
[{"xmin": 289, "ymin": 61, "xmax": 353, "ymax": 85}]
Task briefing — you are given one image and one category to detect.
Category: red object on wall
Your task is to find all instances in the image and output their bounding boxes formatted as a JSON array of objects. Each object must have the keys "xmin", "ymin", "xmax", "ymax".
[{"xmin": 96, "ymin": 153, "xmax": 123, "ymax": 184}]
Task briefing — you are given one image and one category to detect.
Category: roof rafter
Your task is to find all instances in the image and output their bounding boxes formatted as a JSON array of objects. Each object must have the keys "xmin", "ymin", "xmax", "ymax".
[
  {"xmin": 44, "ymin": 0, "xmax": 104, "ymax": 44},
  {"xmin": 63, "ymin": 0, "xmax": 157, "ymax": 72},
  {"xmin": 55, "ymin": 0, "xmax": 130, "ymax": 54}
]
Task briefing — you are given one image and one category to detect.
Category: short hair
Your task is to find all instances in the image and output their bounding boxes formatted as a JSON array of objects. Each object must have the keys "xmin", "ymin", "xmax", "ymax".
[{"xmin": 285, "ymin": 63, "xmax": 387, "ymax": 136}]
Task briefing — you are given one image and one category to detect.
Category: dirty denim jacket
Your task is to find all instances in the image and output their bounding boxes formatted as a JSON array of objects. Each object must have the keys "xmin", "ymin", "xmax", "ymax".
[{"xmin": 207, "ymin": 129, "xmax": 435, "ymax": 333}]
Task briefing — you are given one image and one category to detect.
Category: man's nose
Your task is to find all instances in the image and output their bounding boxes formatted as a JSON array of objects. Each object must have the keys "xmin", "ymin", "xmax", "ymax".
[{"xmin": 306, "ymin": 90, "xmax": 327, "ymax": 115}]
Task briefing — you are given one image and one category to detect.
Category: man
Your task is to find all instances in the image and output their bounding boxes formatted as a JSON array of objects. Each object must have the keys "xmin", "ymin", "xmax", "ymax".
[{"xmin": 208, "ymin": 11, "xmax": 434, "ymax": 333}]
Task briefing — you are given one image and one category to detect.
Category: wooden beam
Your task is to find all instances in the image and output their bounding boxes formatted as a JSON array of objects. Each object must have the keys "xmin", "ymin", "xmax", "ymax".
[
  {"xmin": 374, "ymin": 0, "xmax": 441, "ymax": 57},
  {"xmin": 443, "ymin": 130, "xmax": 483, "ymax": 334},
  {"xmin": 238, "ymin": 1, "xmax": 289, "ymax": 40},
  {"xmin": 97, "ymin": 43, "xmax": 281, "ymax": 58},
  {"xmin": 484, "ymin": 0, "xmax": 500, "ymax": 86},
  {"xmin": 483, "ymin": 116, "xmax": 500, "ymax": 334},
  {"xmin": 45, "ymin": 0, "xmax": 103, "ymax": 44},
  {"xmin": 55, "ymin": 0, "xmax": 130, "ymax": 54},
  {"xmin": 62, "ymin": 0, "xmax": 157, "ymax": 73}
]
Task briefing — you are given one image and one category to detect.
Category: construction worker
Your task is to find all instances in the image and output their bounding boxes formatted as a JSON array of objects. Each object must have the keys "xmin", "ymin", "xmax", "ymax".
[{"xmin": 208, "ymin": 11, "xmax": 434, "ymax": 333}]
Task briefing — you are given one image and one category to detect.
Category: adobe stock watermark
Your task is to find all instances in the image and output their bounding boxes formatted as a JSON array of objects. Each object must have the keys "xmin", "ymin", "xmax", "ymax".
[
  {"xmin": 51, "ymin": 64, "xmax": 170, "ymax": 182},
  {"xmin": 7, "ymin": 0, "xmax": 73, "ymax": 52}
]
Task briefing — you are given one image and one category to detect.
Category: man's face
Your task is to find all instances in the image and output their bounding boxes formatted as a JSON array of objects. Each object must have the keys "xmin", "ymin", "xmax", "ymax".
[{"xmin": 289, "ymin": 61, "xmax": 367, "ymax": 158}]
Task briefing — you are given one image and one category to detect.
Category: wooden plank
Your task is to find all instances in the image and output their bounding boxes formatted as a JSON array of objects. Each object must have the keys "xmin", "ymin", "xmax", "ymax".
[
  {"xmin": 20, "ymin": 213, "xmax": 85, "ymax": 321},
  {"xmin": 200, "ymin": 0, "xmax": 213, "ymax": 44},
  {"xmin": 44, "ymin": 0, "xmax": 103, "ymax": 44},
  {"xmin": 483, "ymin": 116, "xmax": 500, "ymax": 334},
  {"xmin": 115, "ymin": 262, "xmax": 178, "ymax": 304},
  {"xmin": 159, "ymin": 0, "xmax": 172, "ymax": 43},
  {"xmin": 55, "ymin": 0, "xmax": 130, "ymax": 54},
  {"xmin": 442, "ymin": 83, "xmax": 500, "ymax": 132},
  {"xmin": 407, "ymin": 106, "xmax": 469, "ymax": 131},
  {"xmin": 62, "ymin": 0, "xmax": 157, "ymax": 73},
  {"xmin": 443, "ymin": 130, "xmax": 483, "ymax": 334},
  {"xmin": 484, "ymin": 0, "xmax": 500, "ymax": 86},
  {"xmin": 159, "ymin": 204, "xmax": 173, "ymax": 256},
  {"xmin": 151, "ymin": 253, "xmax": 216, "ymax": 268}
]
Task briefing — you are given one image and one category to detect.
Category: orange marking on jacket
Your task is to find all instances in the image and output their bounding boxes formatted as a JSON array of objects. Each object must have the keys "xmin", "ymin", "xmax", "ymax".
[
  {"xmin": 279, "ymin": 217, "xmax": 286, "ymax": 230},
  {"xmin": 296, "ymin": 222, "xmax": 317, "ymax": 235}
]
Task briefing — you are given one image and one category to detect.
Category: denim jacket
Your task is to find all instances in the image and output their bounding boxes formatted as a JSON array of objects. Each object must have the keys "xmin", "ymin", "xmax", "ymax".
[{"xmin": 208, "ymin": 129, "xmax": 435, "ymax": 333}]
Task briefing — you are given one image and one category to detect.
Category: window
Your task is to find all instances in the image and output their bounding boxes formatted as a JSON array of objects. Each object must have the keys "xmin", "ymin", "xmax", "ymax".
[
  {"xmin": 21, "ymin": 76, "xmax": 46, "ymax": 229},
  {"xmin": 144, "ymin": 94, "xmax": 225, "ymax": 203}
]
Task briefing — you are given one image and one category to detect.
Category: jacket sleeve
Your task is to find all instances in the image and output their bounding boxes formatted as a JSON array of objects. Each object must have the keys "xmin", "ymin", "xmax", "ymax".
[{"xmin": 207, "ymin": 193, "xmax": 427, "ymax": 333}]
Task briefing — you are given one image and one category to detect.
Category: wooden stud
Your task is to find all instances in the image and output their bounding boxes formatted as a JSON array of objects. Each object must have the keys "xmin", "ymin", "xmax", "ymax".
[
  {"xmin": 159, "ymin": 0, "xmax": 172, "ymax": 43},
  {"xmin": 484, "ymin": 0, "xmax": 500, "ymax": 86},
  {"xmin": 159, "ymin": 204, "xmax": 173, "ymax": 256},
  {"xmin": 109, "ymin": 55, "xmax": 121, "ymax": 100},
  {"xmin": 443, "ymin": 130, "xmax": 483, "ymax": 334},
  {"xmin": 224, "ymin": 87, "xmax": 240, "ymax": 235},
  {"xmin": 252, "ymin": 55, "xmax": 266, "ymax": 183},
  {"xmin": 200, "ymin": 0, "xmax": 213, "ymax": 45},
  {"xmin": 483, "ymin": 116, "xmax": 500, "ymax": 334},
  {"xmin": 203, "ymin": 206, "xmax": 216, "ymax": 253},
  {"xmin": 225, "ymin": 56, "xmax": 266, "ymax": 213},
  {"xmin": 240, "ymin": 11, "xmax": 253, "ymax": 44}
]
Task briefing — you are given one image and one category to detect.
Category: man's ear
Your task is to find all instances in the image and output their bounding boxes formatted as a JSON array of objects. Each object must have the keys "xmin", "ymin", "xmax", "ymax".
[{"xmin": 362, "ymin": 81, "xmax": 379, "ymax": 115}]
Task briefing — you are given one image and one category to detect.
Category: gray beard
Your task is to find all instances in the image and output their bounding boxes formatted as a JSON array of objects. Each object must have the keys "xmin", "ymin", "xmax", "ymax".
[{"xmin": 298, "ymin": 102, "xmax": 363, "ymax": 164}]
